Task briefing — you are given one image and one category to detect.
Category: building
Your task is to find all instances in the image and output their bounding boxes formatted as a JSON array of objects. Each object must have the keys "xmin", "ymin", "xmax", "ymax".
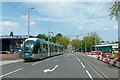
[
  {"xmin": 0, "ymin": 35, "xmax": 35, "ymax": 54},
  {"xmin": 93, "ymin": 44, "xmax": 118, "ymax": 53}
]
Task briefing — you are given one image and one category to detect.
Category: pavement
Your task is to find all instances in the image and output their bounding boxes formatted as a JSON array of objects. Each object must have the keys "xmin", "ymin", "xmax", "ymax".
[
  {"xmin": 0, "ymin": 59, "xmax": 24, "ymax": 66},
  {"xmin": 0, "ymin": 52, "xmax": 120, "ymax": 79}
]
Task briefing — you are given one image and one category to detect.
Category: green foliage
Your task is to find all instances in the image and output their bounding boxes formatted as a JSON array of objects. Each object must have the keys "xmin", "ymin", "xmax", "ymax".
[
  {"xmin": 71, "ymin": 39, "xmax": 81, "ymax": 51},
  {"xmin": 10, "ymin": 31, "xmax": 13, "ymax": 36},
  {"xmin": 36, "ymin": 34, "xmax": 48, "ymax": 41},
  {"xmin": 82, "ymin": 32, "xmax": 101, "ymax": 52},
  {"xmin": 36, "ymin": 33, "xmax": 69, "ymax": 48},
  {"xmin": 71, "ymin": 32, "xmax": 101, "ymax": 52},
  {"xmin": 49, "ymin": 37, "xmax": 56, "ymax": 43},
  {"xmin": 109, "ymin": 1, "xmax": 120, "ymax": 19},
  {"xmin": 55, "ymin": 33, "xmax": 62, "ymax": 41},
  {"xmin": 57, "ymin": 36, "xmax": 70, "ymax": 49}
]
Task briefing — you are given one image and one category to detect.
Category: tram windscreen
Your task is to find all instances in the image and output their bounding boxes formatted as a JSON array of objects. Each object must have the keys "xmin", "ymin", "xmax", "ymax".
[{"xmin": 24, "ymin": 40, "xmax": 34, "ymax": 52}]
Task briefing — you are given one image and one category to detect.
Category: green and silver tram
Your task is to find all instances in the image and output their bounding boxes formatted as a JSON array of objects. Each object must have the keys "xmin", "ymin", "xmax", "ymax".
[{"xmin": 23, "ymin": 38, "xmax": 63, "ymax": 61}]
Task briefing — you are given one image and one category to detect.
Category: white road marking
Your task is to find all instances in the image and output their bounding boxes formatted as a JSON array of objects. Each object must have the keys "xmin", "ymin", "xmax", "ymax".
[
  {"xmin": 76, "ymin": 56, "xmax": 86, "ymax": 68},
  {"xmin": 76, "ymin": 56, "xmax": 81, "ymax": 62},
  {"xmin": 0, "ymin": 68, "xmax": 23, "ymax": 78},
  {"xmin": 32, "ymin": 61, "xmax": 41, "ymax": 65},
  {"xmin": 86, "ymin": 70, "xmax": 93, "ymax": 80},
  {"xmin": 81, "ymin": 62, "xmax": 85, "ymax": 68},
  {"xmin": 44, "ymin": 65, "xmax": 58, "ymax": 73}
]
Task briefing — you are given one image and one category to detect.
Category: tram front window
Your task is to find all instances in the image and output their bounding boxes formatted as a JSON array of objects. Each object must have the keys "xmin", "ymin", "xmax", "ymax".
[{"xmin": 24, "ymin": 40, "xmax": 34, "ymax": 52}]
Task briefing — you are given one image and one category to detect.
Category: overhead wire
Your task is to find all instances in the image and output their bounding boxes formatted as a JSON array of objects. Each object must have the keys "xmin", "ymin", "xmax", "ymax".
[
  {"xmin": 83, "ymin": 0, "xmax": 103, "ymax": 28},
  {"xmin": 6, "ymin": 2, "xmax": 41, "ymax": 25},
  {"xmin": 6, "ymin": 2, "xmax": 26, "ymax": 15}
]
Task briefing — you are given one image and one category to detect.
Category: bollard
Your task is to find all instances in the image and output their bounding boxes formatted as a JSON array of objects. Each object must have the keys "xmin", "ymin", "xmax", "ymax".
[{"xmin": 112, "ymin": 60, "xmax": 117, "ymax": 67}]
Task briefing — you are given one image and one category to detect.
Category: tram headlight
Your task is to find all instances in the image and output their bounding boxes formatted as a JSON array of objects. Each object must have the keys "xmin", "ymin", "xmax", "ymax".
[{"xmin": 31, "ymin": 44, "xmax": 33, "ymax": 48}]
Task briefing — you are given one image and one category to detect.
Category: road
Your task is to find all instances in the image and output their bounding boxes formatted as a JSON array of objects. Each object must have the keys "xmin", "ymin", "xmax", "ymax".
[{"xmin": 1, "ymin": 52, "xmax": 120, "ymax": 80}]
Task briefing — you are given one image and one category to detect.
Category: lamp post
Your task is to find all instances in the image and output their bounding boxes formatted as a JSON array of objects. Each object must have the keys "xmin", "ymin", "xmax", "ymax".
[
  {"xmin": 77, "ymin": 35, "xmax": 82, "ymax": 53},
  {"xmin": 28, "ymin": 8, "xmax": 35, "ymax": 38},
  {"xmin": 48, "ymin": 28, "xmax": 54, "ymax": 56},
  {"xmin": 94, "ymin": 32, "xmax": 97, "ymax": 51}
]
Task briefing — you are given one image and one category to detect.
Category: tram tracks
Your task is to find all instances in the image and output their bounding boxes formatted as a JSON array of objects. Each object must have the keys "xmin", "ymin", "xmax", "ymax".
[{"xmin": 74, "ymin": 53, "xmax": 119, "ymax": 80}]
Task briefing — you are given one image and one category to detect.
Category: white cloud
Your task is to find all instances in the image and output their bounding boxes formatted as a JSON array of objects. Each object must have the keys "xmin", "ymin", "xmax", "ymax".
[
  {"xmin": 78, "ymin": 27, "xmax": 83, "ymax": 30},
  {"xmin": 103, "ymin": 27, "xmax": 108, "ymax": 30},
  {"xmin": 3, "ymin": 0, "xmax": 114, "ymax": 2},
  {"xmin": 21, "ymin": 15, "xmax": 36, "ymax": 25},
  {"xmin": 30, "ymin": 21, "xmax": 36, "ymax": 25},
  {"xmin": 21, "ymin": 15, "xmax": 28, "ymax": 21},
  {"xmin": 113, "ymin": 25, "xmax": 118, "ymax": 29},
  {"xmin": 1, "ymin": 21, "xmax": 19, "ymax": 27}
]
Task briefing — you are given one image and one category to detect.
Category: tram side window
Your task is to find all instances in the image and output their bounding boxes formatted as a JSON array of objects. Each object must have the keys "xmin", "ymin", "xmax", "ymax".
[
  {"xmin": 60, "ymin": 47, "xmax": 62, "ymax": 52},
  {"xmin": 55, "ymin": 46, "xmax": 58, "ymax": 52},
  {"xmin": 50, "ymin": 45, "xmax": 52, "ymax": 53},
  {"xmin": 59, "ymin": 47, "xmax": 61, "ymax": 52},
  {"xmin": 43, "ymin": 44, "xmax": 48, "ymax": 53},
  {"xmin": 53, "ymin": 45, "xmax": 55, "ymax": 52},
  {"xmin": 52, "ymin": 45, "xmax": 54, "ymax": 52},
  {"xmin": 34, "ymin": 43, "xmax": 41, "ymax": 54},
  {"xmin": 50, "ymin": 45, "xmax": 54, "ymax": 52},
  {"xmin": 40, "ymin": 43, "xmax": 43, "ymax": 53}
]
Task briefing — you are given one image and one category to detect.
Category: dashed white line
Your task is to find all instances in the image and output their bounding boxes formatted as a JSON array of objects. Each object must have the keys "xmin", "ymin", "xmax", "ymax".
[
  {"xmin": 76, "ymin": 56, "xmax": 86, "ymax": 68},
  {"xmin": 76, "ymin": 57, "xmax": 81, "ymax": 62},
  {"xmin": 0, "ymin": 68, "xmax": 23, "ymax": 78},
  {"xmin": 81, "ymin": 62, "xmax": 85, "ymax": 68},
  {"xmin": 86, "ymin": 70, "xmax": 93, "ymax": 80},
  {"xmin": 75, "ymin": 54, "xmax": 93, "ymax": 80},
  {"xmin": 32, "ymin": 61, "xmax": 41, "ymax": 65}
]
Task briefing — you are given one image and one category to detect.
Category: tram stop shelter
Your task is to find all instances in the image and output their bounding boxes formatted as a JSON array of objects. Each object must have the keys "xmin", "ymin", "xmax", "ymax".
[{"xmin": 0, "ymin": 35, "xmax": 35, "ymax": 54}]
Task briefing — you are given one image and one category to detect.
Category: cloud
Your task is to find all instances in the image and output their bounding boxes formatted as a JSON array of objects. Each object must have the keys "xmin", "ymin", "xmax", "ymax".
[
  {"xmin": 3, "ymin": 0, "xmax": 114, "ymax": 2},
  {"xmin": 1, "ymin": 21, "xmax": 19, "ymax": 27},
  {"xmin": 78, "ymin": 27, "xmax": 83, "ymax": 30},
  {"xmin": 21, "ymin": 15, "xmax": 36, "ymax": 25},
  {"xmin": 113, "ymin": 25, "xmax": 118, "ymax": 29},
  {"xmin": 103, "ymin": 27, "xmax": 108, "ymax": 30},
  {"xmin": 23, "ymin": 2, "xmax": 117, "ymax": 36},
  {"xmin": 30, "ymin": 21, "xmax": 36, "ymax": 25}
]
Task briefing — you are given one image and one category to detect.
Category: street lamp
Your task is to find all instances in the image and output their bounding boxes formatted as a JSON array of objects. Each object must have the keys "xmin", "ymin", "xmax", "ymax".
[
  {"xmin": 48, "ymin": 28, "xmax": 54, "ymax": 56},
  {"xmin": 77, "ymin": 35, "xmax": 82, "ymax": 53},
  {"xmin": 28, "ymin": 7, "xmax": 35, "ymax": 38},
  {"xmin": 94, "ymin": 32, "xmax": 97, "ymax": 51}
]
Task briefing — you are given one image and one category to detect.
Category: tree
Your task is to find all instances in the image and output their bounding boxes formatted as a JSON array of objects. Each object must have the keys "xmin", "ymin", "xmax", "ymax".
[
  {"xmin": 36, "ymin": 34, "xmax": 48, "ymax": 41},
  {"xmin": 49, "ymin": 37, "xmax": 56, "ymax": 43},
  {"xmin": 10, "ymin": 31, "xmax": 13, "ymax": 36},
  {"xmin": 57, "ymin": 36, "xmax": 70, "ymax": 49},
  {"xmin": 109, "ymin": 1, "xmax": 120, "ymax": 19},
  {"xmin": 110, "ymin": 1, "xmax": 120, "ymax": 52},
  {"xmin": 55, "ymin": 33, "xmax": 62, "ymax": 41},
  {"xmin": 82, "ymin": 32, "xmax": 101, "ymax": 52},
  {"xmin": 71, "ymin": 39, "xmax": 81, "ymax": 51}
]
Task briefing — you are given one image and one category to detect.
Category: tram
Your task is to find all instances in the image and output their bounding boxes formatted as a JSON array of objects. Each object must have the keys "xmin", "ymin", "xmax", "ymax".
[{"xmin": 23, "ymin": 38, "xmax": 63, "ymax": 61}]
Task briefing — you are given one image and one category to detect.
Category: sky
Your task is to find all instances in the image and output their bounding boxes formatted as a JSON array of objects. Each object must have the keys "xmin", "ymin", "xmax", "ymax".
[{"xmin": 1, "ymin": 0, "xmax": 118, "ymax": 42}]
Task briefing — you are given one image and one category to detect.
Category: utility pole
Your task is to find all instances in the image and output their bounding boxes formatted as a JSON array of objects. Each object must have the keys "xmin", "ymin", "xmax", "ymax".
[
  {"xmin": 77, "ymin": 35, "xmax": 82, "ymax": 53},
  {"xmin": 95, "ymin": 32, "xmax": 97, "ymax": 51},
  {"xmin": 48, "ymin": 28, "xmax": 50, "ymax": 56},
  {"xmin": 28, "ymin": 8, "xmax": 30, "ymax": 38},
  {"xmin": 27, "ymin": 8, "xmax": 34, "ymax": 38},
  {"xmin": 80, "ymin": 37, "xmax": 83, "ymax": 53},
  {"xmin": 85, "ymin": 39, "xmax": 86, "ymax": 53}
]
